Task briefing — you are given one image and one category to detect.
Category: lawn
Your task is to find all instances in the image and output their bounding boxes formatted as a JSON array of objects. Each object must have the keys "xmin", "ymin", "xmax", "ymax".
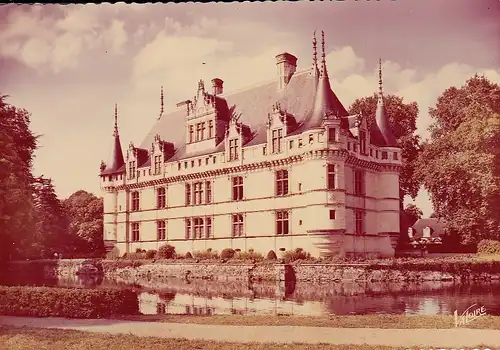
[{"xmin": 115, "ymin": 314, "xmax": 500, "ymax": 329}]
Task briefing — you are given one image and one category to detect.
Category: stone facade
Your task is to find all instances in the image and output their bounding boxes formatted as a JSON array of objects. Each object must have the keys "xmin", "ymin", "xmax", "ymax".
[{"xmin": 99, "ymin": 31, "xmax": 402, "ymax": 259}]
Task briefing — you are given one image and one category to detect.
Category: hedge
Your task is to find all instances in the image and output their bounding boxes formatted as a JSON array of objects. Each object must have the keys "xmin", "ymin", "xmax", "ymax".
[{"xmin": 0, "ymin": 286, "xmax": 139, "ymax": 318}]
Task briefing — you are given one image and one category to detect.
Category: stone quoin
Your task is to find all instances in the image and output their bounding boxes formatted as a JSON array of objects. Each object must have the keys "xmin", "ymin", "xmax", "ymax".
[{"xmin": 99, "ymin": 31, "xmax": 402, "ymax": 258}]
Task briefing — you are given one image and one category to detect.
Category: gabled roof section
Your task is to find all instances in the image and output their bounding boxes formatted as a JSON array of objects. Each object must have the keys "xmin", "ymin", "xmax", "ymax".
[
  {"xmin": 372, "ymin": 59, "xmax": 397, "ymax": 147},
  {"xmin": 101, "ymin": 104, "xmax": 125, "ymax": 175}
]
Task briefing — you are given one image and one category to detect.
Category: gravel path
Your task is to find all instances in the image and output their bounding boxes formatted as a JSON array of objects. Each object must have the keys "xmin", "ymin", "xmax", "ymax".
[{"xmin": 0, "ymin": 316, "xmax": 499, "ymax": 348}]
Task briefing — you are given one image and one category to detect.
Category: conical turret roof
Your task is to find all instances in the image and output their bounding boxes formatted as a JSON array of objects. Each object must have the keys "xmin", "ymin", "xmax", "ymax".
[
  {"xmin": 371, "ymin": 59, "xmax": 397, "ymax": 147},
  {"xmin": 101, "ymin": 104, "xmax": 125, "ymax": 175}
]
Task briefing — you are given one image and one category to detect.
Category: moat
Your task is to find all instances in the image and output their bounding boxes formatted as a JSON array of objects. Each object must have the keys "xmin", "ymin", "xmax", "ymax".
[{"xmin": 2, "ymin": 273, "xmax": 500, "ymax": 317}]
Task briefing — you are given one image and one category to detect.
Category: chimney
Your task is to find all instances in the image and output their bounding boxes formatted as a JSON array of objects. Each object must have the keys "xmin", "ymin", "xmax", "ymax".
[
  {"xmin": 275, "ymin": 52, "xmax": 297, "ymax": 90},
  {"xmin": 211, "ymin": 78, "xmax": 224, "ymax": 95}
]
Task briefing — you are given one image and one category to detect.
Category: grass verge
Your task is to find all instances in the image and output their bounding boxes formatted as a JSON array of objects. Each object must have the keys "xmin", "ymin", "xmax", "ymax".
[
  {"xmin": 114, "ymin": 314, "xmax": 500, "ymax": 329},
  {"xmin": 0, "ymin": 326, "xmax": 493, "ymax": 350}
]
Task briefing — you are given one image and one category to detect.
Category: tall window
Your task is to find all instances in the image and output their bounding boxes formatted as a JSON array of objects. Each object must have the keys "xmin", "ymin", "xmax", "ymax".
[
  {"xmin": 272, "ymin": 128, "xmax": 283, "ymax": 153},
  {"xmin": 157, "ymin": 220, "xmax": 166, "ymax": 240},
  {"xmin": 157, "ymin": 187, "xmax": 166, "ymax": 208},
  {"xmin": 185, "ymin": 184, "xmax": 191, "ymax": 205},
  {"xmin": 154, "ymin": 155, "xmax": 162, "ymax": 175},
  {"xmin": 205, "ymin": 217, "xmax": 212, "ymax": 238},
  {"xmin": 382, "ymin": 151, "xmax": 388, "ymax": 160},
  {"xmin": 328, "ymin": 127, "xmax": 336, "ymax": 142},
  {"xmin": 232, "ymin": 214, "xmax": 244, "ymax": 237},
  {"xmin": 276, "ymin": 211, "xmax": 289, "ymax": 235},
  {"xmin": 359, "ymin": 131, "xmax": 367, "ymax": 154},
  {"xmin": 275, "ymin": 169, "xmax": 289, "ymax": 196},
  {"xmin": 229, "ymin": 138, "xmax": 239, "ymax": 161},
  {"xmin": 327, "ymin": 164, "xmax": 336, "ymax": 190},
  {"xmin": 201, "ymin": 122, "xmax": 206, "ymax": 140},
  {"xmin": 185, "ymin": 219, "xmax": 191, "ymax": 239},
  {"xmin": 189, "ymin": 125, "xmax": 194, "ymax": 143},
  {"xmin": 208, "ymin": 120, "xmax": 214, "ymax": 138},
  {"xmin": 353, "ymin": 170, "xmax": 365, "ymax": 196},
  {"xmin": 205, "ymin": 181, "xmax": 212, "ymax": 204},
  {"xmin": 355, "ymin": 210, "xmax": 364, "ymax": 234},
  {"xmin": 193, "ymin": 217, "xmax": 204, "ymax": 239},
  {"xmin": 193, "ymin": 182, "xmax": 204, "ymax": 205},
  {"xmin": 196, "ymin": 123, "xmax": 203, "ymax": 141},
  {"xmin": 232, "ymin": 176, "xmax": 243, "ymax": 201},
  {"xmin": 128, "ymin": 161, "xmax": 136, "ymax": 179},
  {"xmin": 131, "ymin": 222, "xmax": 139, "ymax": 241},
  {"xmin": 131, "ymin": 191, "xmax": 140, "ymax": 211}
]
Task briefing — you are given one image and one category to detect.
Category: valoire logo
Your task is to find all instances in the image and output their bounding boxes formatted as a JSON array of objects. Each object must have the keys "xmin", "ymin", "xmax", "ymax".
[{"xmin": 454, "ymin": 303, "xmax": 487, "ymax": 327}]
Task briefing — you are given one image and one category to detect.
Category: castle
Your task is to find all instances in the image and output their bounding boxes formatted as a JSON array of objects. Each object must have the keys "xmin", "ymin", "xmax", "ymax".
[{"xmin": 99, "ymin": 31, "xmax": 402, "ymax": 258}]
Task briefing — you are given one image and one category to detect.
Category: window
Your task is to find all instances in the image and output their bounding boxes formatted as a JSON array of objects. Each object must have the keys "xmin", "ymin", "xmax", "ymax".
[
  {"xmin": 131, "ymin": 191, "xmax": 140, "ymax": 211},
  {"xmin": 229, "ymin": 138, "xmax": 239, "ymax": 161},
  {"xmin": 193, "ymin": 217, "xmax": 204, "ymax": 239},
  {"xmin": 328, "ymin": 128, "xmax": 336, "ymax": 142},
  {"xmin": 213, "ymin": 156, "xmax": 216, "ymax": 164},
  {"xmin": 178, "ymin": 162, "xmax": 181, "ymax": 170},
  {"xmin": 276, "ymin": 211, "xmax": 289, "ymax": 235},
  {"xmin": 205, "ymin": 217, "xmax": 212, "ymax": 238},
  {"xmin": 353, "ymin": 143, "xmax": 358, "ymax": 152},
  {"xmin": 154, "ymin": 155, "xmax": 162, "ymax": 175},
  {"xmin": 289, "ymin": 140, "xmax": 294, "ymax": 149},
  {"xmin": 355, "ymin": 210, "xmax": 364, "ymax": 234},
  {"xmin": 347, "ymin": 142, "xmax": 351, "ymax": 151},
  {"xmin": 298, "ymin": 138, "xmax": 303, "ymax": 148},
  {"xmin": 157, "ymin": 187, "xmax": 166, "ymax": 208},
  {"xmin": 360, "ymin": 131, "xmax": 367, "ymax": 154},
  {"xmin": 191, "ymin": 160, "xmax": 195, "ymax": 167},
  {"xmin": 208, "ymin": 120, "xmax": 214, "ymax": 138},
  {"xmin": 275, "ymin": 170, "xmax": 289, "ymax": 196},
  {"xmin": 196, "ymin": 123, "xmax": 202, "ymax": 141},
  {"xmin": 185, "ymin": 184, "xmax": 191, "ymax": 205},
  {"xmin": 128, "ymin": 161, "xmax": 136, "ymax": 179},
  {"xmin": 205, "ymin": 181, "xmax": 212, "ymax": 204},
  {"xmin": 375, "ymin": 150, "xmax": 379, "ymax": 159},
  {"xmin": 189, "ymin": 125, "xmax": 194, "ymax": 143},
  {"xmin": 298, "ymin": 183, "xmax": 302, "ymax": 191},
  {"xmin": 329, "ymin": 210, "xmax": 336, "ymax": 220},
  {"xmin": 382, "ymin": 151, "xmax": 388, "ymax": 160},
  {"xmin": 327, "ymin": 164, "xmax": 336, "ymax": 189},
  {"xmin": 205, "ymin": 158, "xmax": 209, "ymax": 165},
  {"xmin": 262, "ymin": 146, "xmax": 267, "ymax": 155},
  {"xmin": 185, "ymin": 219, "xmax": 191, "ymax": 239},
  {"xmin": 393, "ymin": 152, "xmax": 398, "ymax": 160},
  {"xmin": 232, "ymin": 214, "xmax": 244, "ymax": 237},
  {"xmin": 193, "ymin": 182, "xmax": 204, "ymax": 205},
  {"xmin": 232, "ymin": 176, "xmax": 243, "ymax": 201},
  {"xmin": 184, "ymin": 161, "xmax": 188, "ymax": 169},
  {"xmin": 370, "ymin": 149, "xmax": 373, "ymax": 157},
  {"xmin": 157, "ymin": 220, "xmax": 166, "ymax": 240},
  {"xmin": 308, "ymin": 134, "xmax": 314, "ymax": 144},
  {"xmin": 198, "ymin": 159, "xmax": 202, "ymax": 166},
  {"xmin": 201, "ymin": 122, "xmax": 206, "ymax": 140},
  {"xmin": 131, "ymin": 222, "xmax": 139, "ymax": 242},
  {"xmin": 272, "ymin": 128, "xmax": 283, "ymax": 153},
  {"xmin": 353, "ymin": 170, "xmax": 365, "ymax": 196}
]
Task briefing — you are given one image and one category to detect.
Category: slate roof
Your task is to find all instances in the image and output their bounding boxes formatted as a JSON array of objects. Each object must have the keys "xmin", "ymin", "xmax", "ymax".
[{"xmin": 101, "ymin": 108, "xmax": 125, "ymax": 175}]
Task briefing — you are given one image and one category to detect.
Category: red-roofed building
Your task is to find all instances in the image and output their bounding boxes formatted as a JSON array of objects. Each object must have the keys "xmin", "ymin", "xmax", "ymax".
[{"xmin": 99, "ymin": 31, "xmax": 402, "ymax": 259}]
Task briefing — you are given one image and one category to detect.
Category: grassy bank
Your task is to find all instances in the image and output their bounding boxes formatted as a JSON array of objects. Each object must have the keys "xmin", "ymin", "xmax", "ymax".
[
  {"xmin": 0, "ymin": 326, "xmax": 492, "ymax": 350},
  {"xmin": 115, "ymin": 314, "xmax": 500, "ymax": 329}
]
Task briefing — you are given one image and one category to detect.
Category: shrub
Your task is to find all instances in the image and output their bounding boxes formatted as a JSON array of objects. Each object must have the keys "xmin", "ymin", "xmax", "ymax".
[
  {"xmin": 193, "ymin": 250, "xmax": 219, "ymax": 260},
  {"xmin": 185, "ymin": 252, "xmax": 193, "ymax": 259},
  {"xmin": 105, "ymin": 247, "xmax": 120, "ymax": 260},
  {"xmin": 145, "ymin": 250, "xmax": 157, "ymax": 259},
  {"xmin": 282, "ymin": 248, "xmax": 311, "ymax": 263},
  {"xmin": 236, "ymin": 250, "xmax": 264, "ymax": 261},
  {"xmin": 220, "ymin": 248, "xmax": 235, "ymax": 260},
  {"xmin": 135, "ymin": 248, "xmax": 143, "ymax": 253},
  {"xmin": 0, "ymin": 286, "xmax": 139, "ymax": 318},
  {"xmin": 157, "ymin": 244, "xmax": 176, "ymax": 259},
  {"xmin": 477, "ymin": 239, "xmax": 500, "ymax": 255},
  {"xmin": 124, "ymin": 252, "xmax": 145, "ymax": 260},
  {"xmin": 266, "ymin": 250, "xmax": 278, "ymax": 260}
]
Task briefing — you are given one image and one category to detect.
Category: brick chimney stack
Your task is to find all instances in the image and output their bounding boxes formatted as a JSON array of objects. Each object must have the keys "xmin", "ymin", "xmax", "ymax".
[
  {"xmin": 275, "ymin": 52, "xmax": 297, "ymax": 90},
  {"xmin": 212, "ymin": 78, "xmax": 224, "ymax": 96}
]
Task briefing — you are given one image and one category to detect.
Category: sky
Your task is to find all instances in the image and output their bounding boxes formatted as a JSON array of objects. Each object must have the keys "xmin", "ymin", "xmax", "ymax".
[{"xmin": 1, "ymin": 1, "xmax": 499, "ymax": 217}]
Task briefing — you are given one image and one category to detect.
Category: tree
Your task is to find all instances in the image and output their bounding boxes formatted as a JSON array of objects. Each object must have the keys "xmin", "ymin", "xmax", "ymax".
[
  {"xmin": 349, "ymin": 94, "xmax": 423, "ymax": 201},
  {"xmin": 404, "ymin": 204, "xmax": 423, "ymax": 227},
  {"xmin": 63, "ymin": 190, "xmax": 104, "ymax": 257},
  {"xmin": 417, "ymin": 75, "xmax": 500, "ymax": 244},
  {"xmin": 0, "ymin": 95, "xmax": 38, "ymax": 260}
]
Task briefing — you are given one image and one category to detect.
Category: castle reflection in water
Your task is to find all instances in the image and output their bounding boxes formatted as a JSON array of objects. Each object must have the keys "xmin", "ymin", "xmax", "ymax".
[{"xmin": 3, "ymin": 273, "xmax": 500, "ymax": 316}]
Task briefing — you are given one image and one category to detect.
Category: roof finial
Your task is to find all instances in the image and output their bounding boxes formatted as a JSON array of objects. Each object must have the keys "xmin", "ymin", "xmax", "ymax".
[
  {"xmin": 313, "ymin": 30, "xmax": 318, "ymax": 67},
  {"xmin": 378, "ymin": 58, "xmax": 383, "ymax": 95},
  {"xmin": 159, "ymin": 85, "xmax": 164, "ymax": 120},
  {"xmin": 320, "ymin": 30, "xmax": 328, "ymax": 79},
  {"xmin": 113, "ymin": 103, "xmax": 118, "ymax": 137}
]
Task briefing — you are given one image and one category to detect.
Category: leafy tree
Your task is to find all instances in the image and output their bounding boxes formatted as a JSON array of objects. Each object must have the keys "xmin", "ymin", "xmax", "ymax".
[
  {"xmin": 403, "ymin": 204, "xmax": 423, "ymax": 227},
  {"xmin": 417, "ymin": 75, "xmax": 500, "ymax": 244},
  {"xmin": 63, "ymin": 190, "xmax": 104, "ymax": 257},
  {"xmin": 0, "ymin": 95, "xmax": 38, "ymax": 260}
]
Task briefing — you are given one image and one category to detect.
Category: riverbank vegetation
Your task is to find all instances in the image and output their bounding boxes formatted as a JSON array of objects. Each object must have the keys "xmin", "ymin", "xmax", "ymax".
[{"xmin": 0, "ymin": 325, "xmax": 493, "ymax": 350}]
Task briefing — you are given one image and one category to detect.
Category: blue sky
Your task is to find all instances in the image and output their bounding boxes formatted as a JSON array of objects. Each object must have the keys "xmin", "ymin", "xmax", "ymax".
[{"xmin": 1, "ymin": 1, "xmax": 499, "ymax": 217}]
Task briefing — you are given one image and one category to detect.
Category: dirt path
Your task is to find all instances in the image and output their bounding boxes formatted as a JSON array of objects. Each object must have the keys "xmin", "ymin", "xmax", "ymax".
[{"xmin": 0, "ymin": 316, "xmax": 499, "ymax": 348}]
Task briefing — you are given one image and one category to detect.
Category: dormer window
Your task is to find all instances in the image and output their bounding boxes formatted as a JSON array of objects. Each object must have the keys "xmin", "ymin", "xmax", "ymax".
[
  {"xmin": 208, "ymin": 120, "xmax": 214, "ymax": 138},
  {"xmin": 382, "ymin": 151, "xmax": 388, "ymax": 160},
  {"xmin": 271, "ymin": 128, "xmax": 283, "ymax": 153},
  {"xmin": 128, "ymin": 161, "xmax": 136, "ymax": 179},
  {"xmin": 328, "ymin": 128, "xmax": 336, "ymax": 142},
  {"xmin": 359, "ymin": 131, "xmax": 367, "ymax": 154},
  {"xmin": 189, "ymin": 126, "xmax": 194, "ymax": 143},
  {"xmin": 393, "ymin": 152, "xmax": 398, "ymax": 160},
  {"xmin": 229, "ymin": 138, "xmax": 239, "ymax": 161},
  {"xmin": 308, "ymin": 134, "xmax": 314, "ymax": 144},
  {"xmin": 196, "ymin": 123, "xmax": 203, "ymax": 141},
  {"xmin": 154, "ymin": 155, "xmax": 162, "ymax": 175}
]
